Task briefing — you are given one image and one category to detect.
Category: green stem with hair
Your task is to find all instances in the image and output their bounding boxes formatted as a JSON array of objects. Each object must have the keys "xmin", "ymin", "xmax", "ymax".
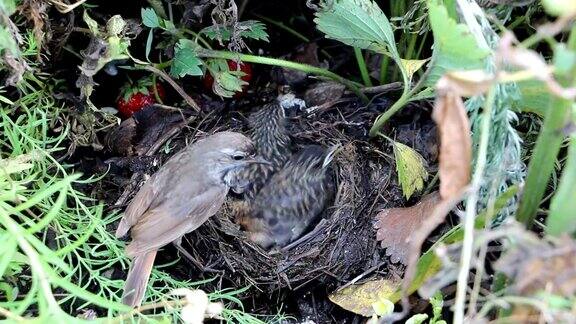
[
  {"xmin": 195, "ymin": 49, "xmax": 368, "ymax": 102},
  {"xmin": 369, "ymin": 61, "xmax": 420, "ymax": 137}
]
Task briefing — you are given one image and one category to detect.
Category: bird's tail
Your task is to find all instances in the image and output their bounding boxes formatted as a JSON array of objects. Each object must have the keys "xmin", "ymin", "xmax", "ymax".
[{"xmin": 121, "ymin": 250, "xmax": 157, "ymax": 307}]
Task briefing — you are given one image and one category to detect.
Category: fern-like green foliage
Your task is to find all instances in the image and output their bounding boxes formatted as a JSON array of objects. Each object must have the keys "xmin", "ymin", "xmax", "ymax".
[{"xmin": 392, "ymin": 141, "xmax": 429, "ymax": 199}]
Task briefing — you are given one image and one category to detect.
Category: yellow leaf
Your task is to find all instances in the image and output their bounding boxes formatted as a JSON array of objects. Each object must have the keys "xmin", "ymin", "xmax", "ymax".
[
  {"xmin": 329, "ymin": 278, "xmax": 400, "ymax": 317},
  {"xmin": 400, "ymin": 59, "xmax": 428, "ymax": 81},
  {"xmin": 393, "ymin": 141, "xmax": 428, "ymax": 199}
]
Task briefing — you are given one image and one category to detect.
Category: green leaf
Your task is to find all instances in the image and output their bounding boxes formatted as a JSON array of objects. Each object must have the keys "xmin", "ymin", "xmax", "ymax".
[
  {"xmin": 430, "ymin": 292, "xmax": 445, "ymax": 324},
  {"xmin": 201, "ymin": 20, "xmax": 269, "ymax": 42},
  {"xmin": 393, "ymin": 141, "xmax": 428, "ymax": 199},
  {"xmin": 372, "ymin": 298, "xmax": 394, "ymax": 316},
  {"xmin": 409, "ymin": 87, "xmax": 435, "ymax": 102},
  {"xmin": 423, "ymin": 0, "xmax": 490, "ymax": 87},
  {"xmin": 205, "ymin": 58, "xmax": 247, "ymax": 98},
  {"xmin": 214, "ymin": 70, "xmax": 246, "ymax": 97},
  {"xmin": 170, "ymin": 40, "xmax": 203, "ymax": 78},
  {"xmin": 553, "ymin": 44, "xmax": 576, "ymax": 76},
  {"xmin": 141, "ymin": 7, "xmax": 160, "ymax": 28},
  {"xmin": 401, "ymin": 59, "xmax": 428, "ymax": 81},
  {"xmin": 145, "ymin": 29, "xmax": 154, "ymax": 61},
  {"xmin": 406, "ymin": 314, "xmax": 428, "ymax": 324},
  {"xmin": 542, "ymin": 0, "xmax": 576, "ymax": 17},
  {"xmin": 512, "ymin": 79, "xmax": 549, "ymax": 116},
  {"xmin": 547, "ymin": 137, "xmax": 576, "ymax": 237},
  {"xmin": 314, "ymin": 0, "xmax": 399, "ymax": 59},
  {"xmin": 0, "ymin": 26, "xmax": 17, "ymax": 55},
  {"xmin": 82, "ymin": 10, "xmax": 100, "ymax": 35},
  {"xmin": 0, "ymin": 0, "xmax": 17, "ymax": 15},
  {"xmin": 106, "ymin": 15, "xmax": 127, "ymax": 36},
  {"xmin": 0, "ymin": 238, "xmax": 18, "ymax": 278},
  {"xmin": 0, "ymin": 282, "xmax": 18, "ymax": 302}
]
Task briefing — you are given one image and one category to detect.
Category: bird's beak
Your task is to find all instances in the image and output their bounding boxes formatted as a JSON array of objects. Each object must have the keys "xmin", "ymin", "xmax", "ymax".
[
  {"xmin": 242, "ymin": 156, "xmax": 272, "ymax": 166},
  {"xmin": 323, "ymin": 144, "xmax": 341, "ymax": 168}
]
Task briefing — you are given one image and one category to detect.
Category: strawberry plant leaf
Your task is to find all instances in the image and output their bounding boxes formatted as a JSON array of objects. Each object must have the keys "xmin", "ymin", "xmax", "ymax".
[
  {"xmin": 206, "ymin": 59, "xmax": 247, "ymax": 98},
  {"xmin": 423, "ymin": 0, "xmax": 490, "ymax": 87},
  {"xmin": 314, "ymin": 0, "xmax": 399, "ymax": 60},
  {"xmin": 170, "ymin": 39, "xmax": 203, "ymax": 78},
  {"xmin": 201, "ymin": 20, "xmax": 269, "ymax": 42},
  {"xmin": 141, "ymin": 7, "xmax": 159, "ymax": 28}
]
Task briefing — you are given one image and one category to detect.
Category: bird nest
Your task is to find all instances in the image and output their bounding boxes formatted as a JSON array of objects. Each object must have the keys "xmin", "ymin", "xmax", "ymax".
[{"xmin": 175, "ymin": 100, "xmax": 402, "ymax": 294}]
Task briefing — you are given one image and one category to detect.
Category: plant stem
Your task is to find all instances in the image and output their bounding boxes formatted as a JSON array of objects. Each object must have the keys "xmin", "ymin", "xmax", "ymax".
[
  {"xmin": 405, "ymin": 32, "xmax": 418, "ymax": 60},
  {"xmin": 181, "ymin": 29, "xmax": 213, "ymax": 49},
  {"xmin": 369, "ymin": 64, "xmax": 418, "ymax": 137},
  {"xmin": 354, "ymin": 48, "xmax": 373, "ymax": 87},
  {"xmin": 196, "ymin": 49, "xmax": 369, "ymax": 102},
  {"xmin": 453, "ymin": 87, "xmax": 496, "ymax": 324},
  {"xmin": 379, "ymin": 55, "xmax": 390, "ymax": 84},
  {"xmin": 516, "ymin": 25, "xmax": 576, "ymax": 227}
]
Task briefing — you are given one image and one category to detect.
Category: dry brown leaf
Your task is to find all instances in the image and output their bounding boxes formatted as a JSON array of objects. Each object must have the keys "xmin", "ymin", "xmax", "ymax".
[
  {"xmin": 440, "ymin": 70, "xmax": 494, "ymax": 97},
  {"xmin": 304, "ymin": 81, "xmax": 346, "ymax": 107},
  {"xmin": 432, "ymin": 83, "xmax": 473, "ymax": 200},
  {"xmin": 18, "ymin": 0, "xmax": 49, "ymax": 55},
  {"xmin": 374, "ymin": 192, "xmax": 442, "ymax": 264},
  {"xmin": 495, "ymin": 234, "xmax": 576, "ymax": 297}
]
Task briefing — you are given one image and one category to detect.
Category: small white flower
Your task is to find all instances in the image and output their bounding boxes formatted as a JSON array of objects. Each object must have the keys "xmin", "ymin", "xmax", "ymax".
[
  {"xmin": 171, "ymin": 288, "xmax": 224, "ymax": 324},
  {"xmin": 205, "ymin": 301, "xmax": 224, "ymax": 318}
]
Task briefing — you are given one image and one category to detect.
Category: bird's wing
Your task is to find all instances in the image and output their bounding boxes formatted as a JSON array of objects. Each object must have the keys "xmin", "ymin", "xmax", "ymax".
[
  {"xmin": 115, "ymin": 151, "xmax": 189, "ymax": 238},
  {"xmin": 116, "ymin": 179, "xmax": 160, "ymax": 238},
  {"xmin": 125, "ymin": 183, "xmax": 228, "ymax": 256}
]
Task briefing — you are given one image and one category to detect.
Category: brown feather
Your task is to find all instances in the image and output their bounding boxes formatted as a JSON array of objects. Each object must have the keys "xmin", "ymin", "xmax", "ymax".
[{"xmin": 122, "ymin": 250, "xmax": 157, "ymax": 307}]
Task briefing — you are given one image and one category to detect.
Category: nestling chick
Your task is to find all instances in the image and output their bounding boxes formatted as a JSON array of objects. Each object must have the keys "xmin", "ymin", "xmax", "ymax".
[
  {"xmin": 245, "ymin": 144, "xmax": 339, "ymax": 248},
  {"xmin": 115, "ymin": 131, "xmax": 263, "ymax": 307},
  {"xmin": 233, "ymin": 102, "xmax": 291, "ymax": 199}
]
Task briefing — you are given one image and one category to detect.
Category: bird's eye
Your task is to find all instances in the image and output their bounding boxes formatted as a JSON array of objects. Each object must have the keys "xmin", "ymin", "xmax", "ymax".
[{"xmin": 232, "ymin": 154, "xmax": 245, "ymax": 161}]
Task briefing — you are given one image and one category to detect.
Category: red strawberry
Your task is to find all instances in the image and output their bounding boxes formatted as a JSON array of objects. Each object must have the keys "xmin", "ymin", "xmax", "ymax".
[
  {"xmin": 203, "ymin": 59, "xmax": 253, "ymax": 97},
  {"xmin": 117, "ymin": 80, "xmax": 165, "ymax": 118}
]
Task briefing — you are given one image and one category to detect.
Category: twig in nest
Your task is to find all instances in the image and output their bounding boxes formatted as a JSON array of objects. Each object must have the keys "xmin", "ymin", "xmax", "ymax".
[
  {"xmin": 48, "ymin": 0, "xmax": 87, "ymax": 13},
  {"xmin": 143, "ymin": 65, "xmax": 201, "ymax": 113},
  {"xmin": 357, "ymin": 82, "xmax": 403, "ymax": 94},
  {"xmin": 145, "ymin": 115, "xmax": 196, "ymax": 155}
]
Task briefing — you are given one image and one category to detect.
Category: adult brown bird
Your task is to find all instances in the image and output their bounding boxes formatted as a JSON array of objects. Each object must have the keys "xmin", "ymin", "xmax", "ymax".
[
  {"xmin": 115, "ymin": 131, "xmax": 264, "ymax": 307},
  {"xmin": 244, "ymin": 144, "xmax": 339, "ymax": 248},
  {"xmin": 232, "ymin": 102, "xmax": 291, "ymax": 199}
]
